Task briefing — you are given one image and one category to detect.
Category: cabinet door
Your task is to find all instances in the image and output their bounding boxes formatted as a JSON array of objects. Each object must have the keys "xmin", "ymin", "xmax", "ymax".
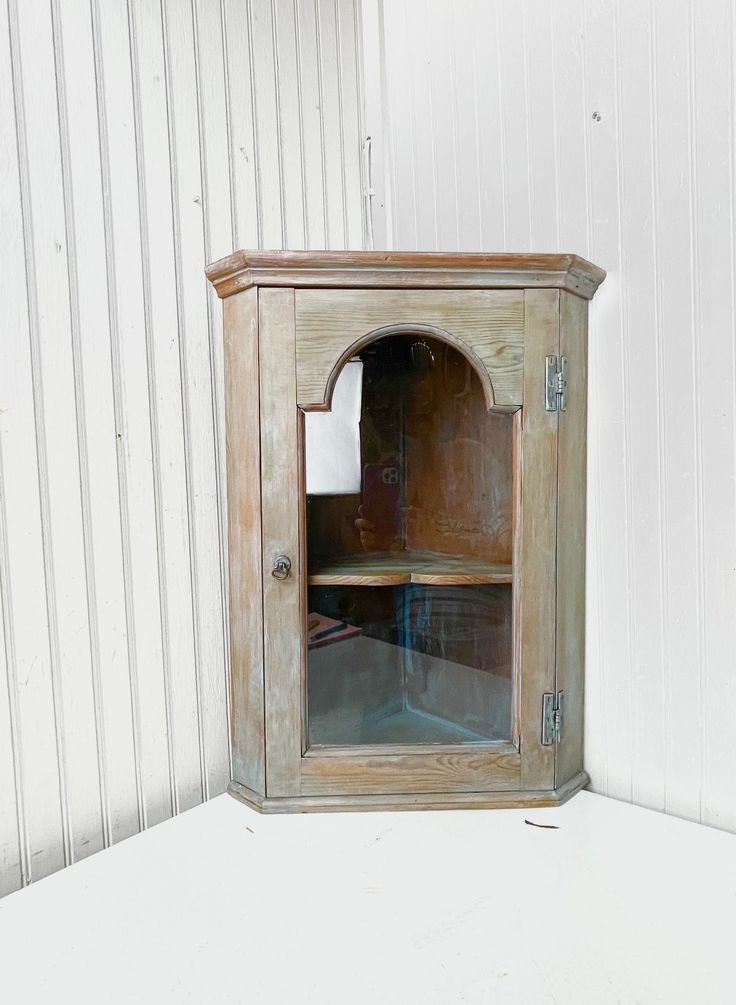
[{"xmin": 259, "ymin": 287, "xmax": 559, "ymax": 801}]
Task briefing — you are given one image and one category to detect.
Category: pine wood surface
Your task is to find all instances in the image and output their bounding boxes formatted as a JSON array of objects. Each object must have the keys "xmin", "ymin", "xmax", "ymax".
[
  {"xmin": 294, "ymin": 289, "xmax": 524, "ymax": 410},
  {"xmin": 217, "ymin": 257, "xmax": 602, "ymax": 808},
  {"xmin": 229, "ymin": 769, "xmax": 589, "ymax": 812},
  {"xmin": 308, "ymin": 551, "xmax": 513, "ymax": 586},
  {"xmin": 206, "ymin": 249, "xmax": 607, "ymax": 299},
  {"xmin": 258, "ymin": 289, "xmax": 303, "ymax": 797},
  {"xmin": 404, "ymin": 358, "xmax": 514, "ymax": 560},
  {"xmin": 517, "ymin": 289, "xmax": 560, "ymax": 790},
  {"xmin": 300, "ymin": 747, "xmax": 521, "ymax": 795},
  {"xmin": 555, "ymin": 292, "xmax": 588, "ymax": 787},
  {"xmin": 223, "ymin": 289, "xmax": 265, "ymax": 794}
]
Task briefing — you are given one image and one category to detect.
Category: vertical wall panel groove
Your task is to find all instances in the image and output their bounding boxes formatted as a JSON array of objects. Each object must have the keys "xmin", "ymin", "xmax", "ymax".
[
  {"xmin": 90, "ymin": 0, "xmax": 147, "ymax": 834},
  {"xmin": 547, "ymin": 2, "xmax": 560, "ymax": 250},
  {"xmin": 611, "ymin": 0, "xmax": 636, "ymax": 804},
  {"xmin": 196, "ymin": 0, "xmax": 238, "ymax": 792},
  {"xmin": 191, "ymin": 0, "xmax": 215, "ymax": 796},
  {"xmin": 219, "ymin": 0, "xmax": 238, "ymax": 252},
  {"xmin": 159, "ymin": 0, "xmax": 208, "ymax": 810},
  {"xmin": 353, "ymin": 0, "xmax": 367, "ymax": 249},
  {"xmin": 246, "ymin": 2, "xmax": 265, "ymax": 247},
  {"xmin": 689, "ymin": 0, "xmax": 736, "ymax": 831},
  {"xmin": 292, "ymin": 0, "xmax": 311, "ymax": 243},
  {"xmin": 50, "ymin": 0, "xmax": 111, "ymax": 849},
  {"xmin": 375, "ymin": 0, "xmax": 736, "ymax": 835},
  {"xmin": 0, "ymin": 0, "xmax": 28, "ymax": 895},
  {"xmin": 1, "ymin": 0, "xmax": 366, "ymax": 896},
  {"xmin": 269, "ymin": 0, "xmax": 288, "ymax": 248},
  {"xmin": 494, "ymin": 3, "xmax": 509, "ymax": 247},
  {"xmin": 127, "ymin": 0, "xmax": 178, "ymax": 817},
  {"xmin": 336, "ymin": 0, "xmax": 363, "ymax": 247},
  {"xmin": 649, "ymin": 0, "xmax": 671, "ymax": 816},
  {"xmin": 8, "ymin": 0, "xmax": 73, "ymax": 871},
  {"xmin": 686, "ymin": 0, "xmax": 706, "ymax": 822},
  {"xmin": 520, "ymin": 5, "xmax": 534, "ymax": 249},
  {"xmin": 0, "ymin": 435, "xmax": 29, "ymax": 891},
  {"xmin": 334, "ymin": 0, "xmax": 349, "ymax": 246},
  {"xmin": 313, "ymin": 0, "xmax": 330, "ymax": 242}
]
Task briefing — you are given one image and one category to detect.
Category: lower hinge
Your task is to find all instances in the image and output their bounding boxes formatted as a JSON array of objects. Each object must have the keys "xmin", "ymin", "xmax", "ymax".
[{"xmin": 541, "ymin": 690, "xmax": 564, "ymax": 745}]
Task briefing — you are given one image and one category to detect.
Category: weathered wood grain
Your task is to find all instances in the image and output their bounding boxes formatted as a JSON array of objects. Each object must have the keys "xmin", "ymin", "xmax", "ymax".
[
  {"xmin": 205, "ymin": 249, "xmax": 607, "ymax": 300},
  {"xmin": 294, "ymin": 289, "xmax": 524, "ymax": 410},
  {"xmin": 404, "ymin": 369, "xmax": 515, "ymax": 562},
  {"xmin": 304, "ymin": 740, "xmax": 518, "ymax": 758},
  {"xmin": 227, "ymin": 263, "xmax": 598, "ymax": 810},
  {"xmin": 223, "ymin": 288, "xmax": 265, "ymax": 795},
  {"xmin": 229, "ymin": 770, "xmax": 589, "ymax": 813},
  {"xmin": 518, "ymin": 290, "xmax": 560, "ymax": 790},
  {"xmin": 555, "ymin": 292, "xmax": 588, "ymax": 788},
  {"xmin": 259, "ymin": 288, "xmax": 302, "ymax": 797},
  {"xmin": 300, "ymin": 748, "xmax": 521, "ymax": 795},
  {"xmin": 307, "ymin": 552, "xmax": 513, "ymax": 586}
]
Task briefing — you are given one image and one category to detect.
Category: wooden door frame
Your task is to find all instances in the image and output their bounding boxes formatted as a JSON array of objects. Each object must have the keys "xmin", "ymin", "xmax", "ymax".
[
  {"xmin": 258, "ymin": 286, "xmax": 560, "ymax": 803},
  {"xmin": 517, "ymin": 289, "xmax": 560, "ymax": 790}
]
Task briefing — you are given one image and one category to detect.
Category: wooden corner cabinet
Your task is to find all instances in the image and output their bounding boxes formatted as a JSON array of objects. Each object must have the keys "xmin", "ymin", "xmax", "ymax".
[{"xmin": 206, "ymin": 251, "xmax": 605, "ymax": 813}]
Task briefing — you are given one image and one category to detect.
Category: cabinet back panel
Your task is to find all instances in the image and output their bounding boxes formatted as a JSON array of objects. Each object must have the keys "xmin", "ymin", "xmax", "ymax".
[
  {"xmin": 404, "ymin": 344, "xmax": 513, "ymax": 562},
  {"xmin": 307, "ymin": 335, "xmax": 513, "ymax": 565}
]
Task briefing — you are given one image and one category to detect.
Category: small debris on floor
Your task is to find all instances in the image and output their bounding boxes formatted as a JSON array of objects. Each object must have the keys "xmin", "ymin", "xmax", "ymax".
[{"xmin": 524, "ymin": 819, "xmax": 559, "ymax": 830}]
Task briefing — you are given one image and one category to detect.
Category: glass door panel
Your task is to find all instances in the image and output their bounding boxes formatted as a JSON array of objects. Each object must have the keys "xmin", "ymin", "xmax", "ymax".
[
  {"xmin": 304, "ymin": 334, "xmax": 515, "ymax": 748},
  {"xmin": 308, "ymin": 582, "xmax": 512, "ymax": 745}
]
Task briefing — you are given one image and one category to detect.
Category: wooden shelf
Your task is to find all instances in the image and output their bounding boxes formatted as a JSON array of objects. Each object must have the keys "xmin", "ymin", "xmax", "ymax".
[{"xmin": 307, "ymin": 552, "xmax": 513, "ymax": 587}]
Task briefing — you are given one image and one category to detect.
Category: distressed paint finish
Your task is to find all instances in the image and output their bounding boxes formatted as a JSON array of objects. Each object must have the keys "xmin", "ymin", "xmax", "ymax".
[
  {"xmin": 517, "ymin": 289, "xmax": 559, "ymax": 790},
  {"xmin": 258, "ymin": 288, "xmax": 303, "ymax": 797},
  {"xmin": 555, "ymin": 291, "xmax": 588, "ymax": 787},
  {"xmin": 223, "ymin": 288, "xmax": 265, "ymax": 795},
  {"xmin": 218, "ymin": 255, "xmax": 600, "ymax": 808}
]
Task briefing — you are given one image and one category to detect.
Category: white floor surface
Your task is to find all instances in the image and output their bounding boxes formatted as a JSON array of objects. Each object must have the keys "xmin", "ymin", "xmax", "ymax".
[{"xmin": 1, "ymin": 791, "xmax": 734, "ymax": 1004}]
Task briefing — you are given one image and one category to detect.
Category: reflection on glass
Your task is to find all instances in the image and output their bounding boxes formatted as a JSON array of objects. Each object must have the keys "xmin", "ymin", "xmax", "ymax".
[
  {"xmin": 305, "ymin": 334, "xmax": 515, "ymax": 747},
  {"xmin": 308, "ymin": 584, "xmax": 512, "ymax": 745}
]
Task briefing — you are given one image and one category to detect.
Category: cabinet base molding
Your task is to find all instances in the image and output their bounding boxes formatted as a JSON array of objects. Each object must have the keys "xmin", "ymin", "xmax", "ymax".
[{"xmin": 228, "ymin": 771, "xmax": 589, "ymax": 814}]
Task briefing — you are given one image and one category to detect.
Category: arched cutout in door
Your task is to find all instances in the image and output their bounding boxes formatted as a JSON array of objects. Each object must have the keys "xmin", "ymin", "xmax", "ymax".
[{"xmin": 304, "ymin": 333, "xmax": 516, "ymax": 748}]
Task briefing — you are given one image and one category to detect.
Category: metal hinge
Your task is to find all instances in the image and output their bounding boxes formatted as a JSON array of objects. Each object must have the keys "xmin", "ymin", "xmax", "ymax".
[
  {"xmin": 541, "ymin": 691, "xmax": 564, "ymax": 745},
  {"xmin": 545, "ymin": 355, "xmax": 567, "ymax": 412}
]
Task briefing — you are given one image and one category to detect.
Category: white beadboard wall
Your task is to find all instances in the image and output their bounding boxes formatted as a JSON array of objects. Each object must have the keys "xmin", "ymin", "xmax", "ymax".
[
  {"xmin": 375, "ymin": 0, "xmax": 736, "ymax": 832},
  {"xmin": 0, "ymin": 0, "xmax": 365, "ymax": 896}
]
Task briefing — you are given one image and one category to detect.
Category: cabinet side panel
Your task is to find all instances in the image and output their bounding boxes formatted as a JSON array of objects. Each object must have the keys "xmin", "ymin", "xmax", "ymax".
[
  {"xmin": 224, "ymin": 289, "xmax": 265, "ymax": 795},
  {"xmin": 556, "ymin": 292, "xmax": 588, "ymax": 786},
  {"xmin": 259, "ymin": 288, "xmax": 303, "ymax": 797},
  {"xmin": 519, "ymin": 289, "xmax": 559, "ymax": 789}
]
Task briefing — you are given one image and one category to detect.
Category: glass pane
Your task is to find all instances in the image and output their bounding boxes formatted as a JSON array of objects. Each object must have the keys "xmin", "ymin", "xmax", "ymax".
[
  {"xmin": 305, "ymin": 334, "xmax": 515, "ymax": 747},
  {"xmin": 308, "ymin": 583, "xmax": 512, "ymax": 744}
]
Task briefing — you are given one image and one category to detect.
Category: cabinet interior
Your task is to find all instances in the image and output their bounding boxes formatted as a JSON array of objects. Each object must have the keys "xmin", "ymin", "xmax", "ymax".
[{"xmin": 305, "ymin": 334, "xmax": 516, "ymax": 748}]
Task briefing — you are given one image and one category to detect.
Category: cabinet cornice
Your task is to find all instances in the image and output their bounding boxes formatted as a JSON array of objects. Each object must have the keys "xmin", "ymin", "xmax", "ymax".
[{"xmin": 205, "ymin": 250, "xmax": 606, "ymax": 301}]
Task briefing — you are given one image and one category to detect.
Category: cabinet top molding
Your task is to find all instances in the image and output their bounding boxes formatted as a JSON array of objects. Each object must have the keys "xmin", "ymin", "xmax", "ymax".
[{"xmin": 205, "ymin": 250, "xmax": 606, "ymax": 301}]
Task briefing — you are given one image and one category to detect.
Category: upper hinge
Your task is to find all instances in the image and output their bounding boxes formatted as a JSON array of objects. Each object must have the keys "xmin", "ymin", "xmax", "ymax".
[
  {"xmin": 545, "ymin": 355, "xmax": 567, "ymax": 412},
  {"xmin": 541, "ymin": 690, "xmax": 564, "ymax": 745}
]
